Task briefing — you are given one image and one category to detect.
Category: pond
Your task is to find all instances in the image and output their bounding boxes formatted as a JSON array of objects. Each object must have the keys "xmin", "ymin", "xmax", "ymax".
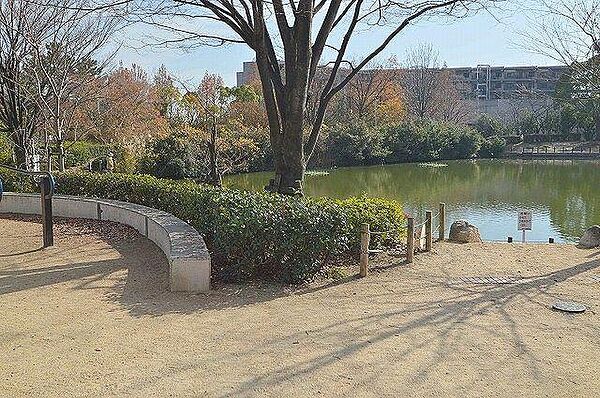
[{"xmin": 225, "ymin": 159, "xmax": 600, "ymax": 243}]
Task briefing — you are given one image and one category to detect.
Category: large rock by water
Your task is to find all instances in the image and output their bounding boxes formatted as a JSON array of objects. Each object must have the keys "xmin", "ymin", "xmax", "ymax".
[
  {"xmin": 578, "ymin": 226, "xmax": 600, "ymax": 249},
  {"xmin": 449, "ymin": 220, "xmax": 482, "ymax": 243}
]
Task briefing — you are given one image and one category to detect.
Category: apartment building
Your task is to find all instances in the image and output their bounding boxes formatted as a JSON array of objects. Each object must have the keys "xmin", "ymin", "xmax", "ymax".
[
  {"xmin": 449, "ymin": 65, "xmax": 568, "ymax": 99},
  {"xmin": 235, "ymin": 61, "xmax": 568, "ymax": 121}
]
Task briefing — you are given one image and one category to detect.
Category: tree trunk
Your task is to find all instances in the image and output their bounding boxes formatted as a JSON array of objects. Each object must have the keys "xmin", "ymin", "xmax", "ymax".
[
  {"xmin": 252, "ymin": 0, "xmax": 312, "ymax": 196},
  {"xmin": 262, "ymin": 96, "xmax": 308, "ymax": 196},
  {"xmin": 13, "ymin": 145, "xmax": 27, "ymax": 169},
  {"xmin": 56, "ymin": 140, "xmax": 65, "ymax": 172},
  {"xmin": 270, "ymin": 116, "xmax": 305, "ymax": 195},
  {"xmin": 207, "ymin": 120, "xmax": 222, "ymax": 187}
]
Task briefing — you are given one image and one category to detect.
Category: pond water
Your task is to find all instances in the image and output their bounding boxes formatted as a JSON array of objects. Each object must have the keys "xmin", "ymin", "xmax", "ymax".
[{"xmin": 225, "ymin": 159, "xmax": 600, "ymax": 243}]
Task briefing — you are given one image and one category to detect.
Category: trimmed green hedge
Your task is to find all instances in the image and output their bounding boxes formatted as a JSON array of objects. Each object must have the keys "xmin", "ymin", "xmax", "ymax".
[
  {"xmin": 0, "ymin": 171, "xmax": 406, "ymax": 283},
  {"xmin": 0, "ymin": 169, "xmax": 37, "ymax": 192}
]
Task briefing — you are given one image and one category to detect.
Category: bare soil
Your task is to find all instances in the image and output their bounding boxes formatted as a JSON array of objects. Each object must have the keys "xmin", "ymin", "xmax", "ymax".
[{"xmin": 1, "ymin": 215, "xmax": 599, "ymax": 397}]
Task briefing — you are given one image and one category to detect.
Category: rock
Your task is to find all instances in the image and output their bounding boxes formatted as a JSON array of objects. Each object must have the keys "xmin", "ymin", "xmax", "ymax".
[
  {"xmin": 578, "ymin": 225, "xmax": 600, "ymax": 249},
  {"xmin": 448, "ymin": 220, "xmax": 482, "ymax": 243}
]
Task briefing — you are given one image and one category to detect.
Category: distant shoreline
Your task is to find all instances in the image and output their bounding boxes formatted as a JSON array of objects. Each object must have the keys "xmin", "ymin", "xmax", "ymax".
[{"xmin": 503, "ymin": 152, "xmax": 600, "ymax": 160}]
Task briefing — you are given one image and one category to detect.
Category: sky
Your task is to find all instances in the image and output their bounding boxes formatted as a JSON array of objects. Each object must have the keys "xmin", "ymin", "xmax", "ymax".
[{"xmin": 115, "ymin": 3, "xmax": 556, "ymax": 87}]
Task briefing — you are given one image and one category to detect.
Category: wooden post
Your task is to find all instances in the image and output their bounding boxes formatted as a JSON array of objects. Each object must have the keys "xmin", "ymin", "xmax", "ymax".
[
  {"xmin": 359, "ymin": 223, "xmax": 370, "ymax": 277},
  {"xmin": 438, "ymin": 203, "xmax": 446, "ymax": 241},
  {"xmin": 39, "ymin": 176, "xmax": 53, "ymax": 247},
  {"xmin": 425, "ymin": 211, "xmax": 433, "ymax": 252},
  {"xmin": 406, "ymin": 217, "xmax": 415, "ymax": 263}
]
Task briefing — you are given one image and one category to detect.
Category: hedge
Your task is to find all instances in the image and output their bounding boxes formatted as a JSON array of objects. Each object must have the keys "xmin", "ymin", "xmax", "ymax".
[{"xmin": 0, "ymin": 171, "xmax": 406, "ymax": 284}]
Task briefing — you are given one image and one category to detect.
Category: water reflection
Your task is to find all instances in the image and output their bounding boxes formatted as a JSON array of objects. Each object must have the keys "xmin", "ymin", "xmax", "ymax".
[{"xmin": 225, "ymin": 159, "xmax": 600, "ymax": 243}]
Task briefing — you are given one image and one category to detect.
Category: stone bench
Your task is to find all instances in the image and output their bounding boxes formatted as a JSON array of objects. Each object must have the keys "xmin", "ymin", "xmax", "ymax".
[{"xmin": 0, "ymin": 192, "xmax": 210, "ymax": 292}]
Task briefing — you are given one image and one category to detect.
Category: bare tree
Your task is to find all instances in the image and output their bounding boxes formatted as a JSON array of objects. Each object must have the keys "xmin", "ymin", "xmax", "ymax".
[
  {"xmin": 0, "ymin": 0, "xmax": 121, "ymax": 170},
  {"xmin": 26, "ymin": 0, "xmax": 120, "ymax": 171},
  {"xmin": 523, "ymin": 0, "xmax": 600, "ymax": 138},
  {"xmin": 435, "ymin": 71, "xmax": 474, "ymax": 123},
  {"xmin": 0, "ymin": 0, "xmax": 59, "ymax": 168},
  {"xmin": 80, "ymin": 0, "xmax": 496, "ymax": 194},
  {"xmin": 400, "ymin": 43, "xmax": 472, "ymax": 122},
  {"xmin": 341, "ymin": 58, "xmax": 404, "ymax": 122},
  {"xmin": 401, "ymin": 44, "xmax": 444, "ymax": 119}
]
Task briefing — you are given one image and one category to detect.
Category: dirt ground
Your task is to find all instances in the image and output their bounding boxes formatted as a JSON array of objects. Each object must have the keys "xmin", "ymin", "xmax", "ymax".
[{"xmin": 1, "ymin": 215, "xmax": 599, "ymax": 398}]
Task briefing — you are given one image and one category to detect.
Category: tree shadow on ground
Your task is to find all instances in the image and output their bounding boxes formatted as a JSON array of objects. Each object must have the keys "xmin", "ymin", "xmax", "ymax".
[
  {"xmin": 4, "ymin": 213, "xmax": 600, "ymax": 395},
  {"xmin": 0, "ymin": 214, "xmax": 340, "ymax": 316},
  {"xmin": 214, "ymin": 257, "xmax": 600, "ymax": 397},
  {"xmin": 0, "ymin": 230, "xmax": 295, "ymax": 315}
]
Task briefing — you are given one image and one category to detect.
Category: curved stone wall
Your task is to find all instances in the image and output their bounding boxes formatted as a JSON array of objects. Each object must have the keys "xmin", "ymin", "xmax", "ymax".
[{"xmin": 0, "ymin": 193, "xmax": 211, "ymax": 292}]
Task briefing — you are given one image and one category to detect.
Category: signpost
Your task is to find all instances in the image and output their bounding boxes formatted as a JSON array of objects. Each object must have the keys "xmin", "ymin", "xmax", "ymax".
[{"xmin": 517, "ymin": 211, "xmax": 532, "ymax": 243}]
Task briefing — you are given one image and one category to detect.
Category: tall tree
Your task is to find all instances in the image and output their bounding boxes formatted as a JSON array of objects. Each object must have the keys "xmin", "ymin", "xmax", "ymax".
[
  {"xmin": 113, "ymin": 0, "xmax": 496, "ymax": 194},
  {"xmin": 0, "ymin": 0, "xmax": 58, "ymax": 168},
  {"xmin": 400, "ymin": 43, "xmax": 472, "ymax": 122},
  {"xmin": 341, "ymin": 59, "xmax": 405, "ymax": 123},
  {"xmin": 175, "ymin": 73, "xmax": 260, "ymax": 186},
  {"xmin": 28, "ymin": 0, "xmax": 120, "ymax": 171},
  {"xmin": 524, "ymin": 0, "xmax": 600, "ymax": 139},
  {"xmin": 74, "ymin": 64, "xmax": 168, "ymax": 145}
]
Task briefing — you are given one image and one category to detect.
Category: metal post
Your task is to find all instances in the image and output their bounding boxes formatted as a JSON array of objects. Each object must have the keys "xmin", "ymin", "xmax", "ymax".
[
  {"xmin": 439, "ymin": 203, "xmax": 446, "ymax": 241},
  {"xmin": 406, "ymin": 217, "xmax": 415, "ymax": 263},
  {"xmin": 425, "ymin": 211, "xmax": 433, "ymax": 252},
  {"xmin": 39, "ymin": 176, "xmax": 53, "ymax": 247},
  {"xmin": 359, "ymin": 223, "xmax": 370, "ymax": 277}
]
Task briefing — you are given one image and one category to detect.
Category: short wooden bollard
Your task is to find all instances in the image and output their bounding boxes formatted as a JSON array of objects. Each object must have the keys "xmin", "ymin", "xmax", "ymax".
[
  {"xmin": 39, "ymin": 176, "xmax": 54, "ymax": 248},
  {"xmin": 406, "ymin": 217, "xmax": 415, "ymax": 263},
  {"xmin": 439, "ymin": 203, "xmax": 446, "ymax": 241},
  {"xmin": 425, "ymin": 211, "xmax": 433, "ymax": 252},
  {"xmin": 360, "ymin": 223, "xmax": 370, "ymax": 277}
]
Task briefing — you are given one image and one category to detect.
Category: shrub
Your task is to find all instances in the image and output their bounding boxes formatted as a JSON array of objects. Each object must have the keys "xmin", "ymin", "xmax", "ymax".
[
  {"xmin": 325, "ymin": 122, "xmax": 390, "ymax": 167},
  {"xmin": 383, "ymin": 119, "xmax": 482, "ymax": 163},
  {"xmin": 139, "ymin": 133, "xmax": 199, "ymax": 179},
  {"xmin": 334, "ymin": 195, "xmax": 406, "ymax": 250},
  {"xmin": 479, "ymin": 136, "xmax": 507, "ymax": 158},
  {"xmin": 65, "ymin": 141, "xmax": 119, "ymax": 168},
  {"xmin": 0, "ymin": 169, "xmax": 37, "ymax": 192},
  {"xmin": 0, "ymin": 170, "xmax": 406, "ymax": 284},
  {"xmin": 473, "ymin": 115, "xmax": 505, "ymax": 137}
]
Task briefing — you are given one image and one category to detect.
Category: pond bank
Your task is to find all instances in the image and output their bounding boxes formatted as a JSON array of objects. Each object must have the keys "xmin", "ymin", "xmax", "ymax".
[{"xmin": 504, "ymin": 152, "xmax": 600, "ymax": 160}]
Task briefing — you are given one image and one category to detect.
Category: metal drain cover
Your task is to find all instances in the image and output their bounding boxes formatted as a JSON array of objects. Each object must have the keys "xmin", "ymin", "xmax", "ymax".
[{"xmin": 552, "ymin": 301, "xmax": 587, "ymax": 313}]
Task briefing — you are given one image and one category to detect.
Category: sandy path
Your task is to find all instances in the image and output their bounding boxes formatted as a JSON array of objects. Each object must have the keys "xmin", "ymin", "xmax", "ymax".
[{"xmin": 1, "ymin": 215, "xmax": 599, "ymax": 398}]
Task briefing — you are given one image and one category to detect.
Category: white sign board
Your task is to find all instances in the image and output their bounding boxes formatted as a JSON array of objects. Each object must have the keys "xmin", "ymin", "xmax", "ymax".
[{"xmin": 518, "ymin": 211, "xmax": 532, "ymax": 231}]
